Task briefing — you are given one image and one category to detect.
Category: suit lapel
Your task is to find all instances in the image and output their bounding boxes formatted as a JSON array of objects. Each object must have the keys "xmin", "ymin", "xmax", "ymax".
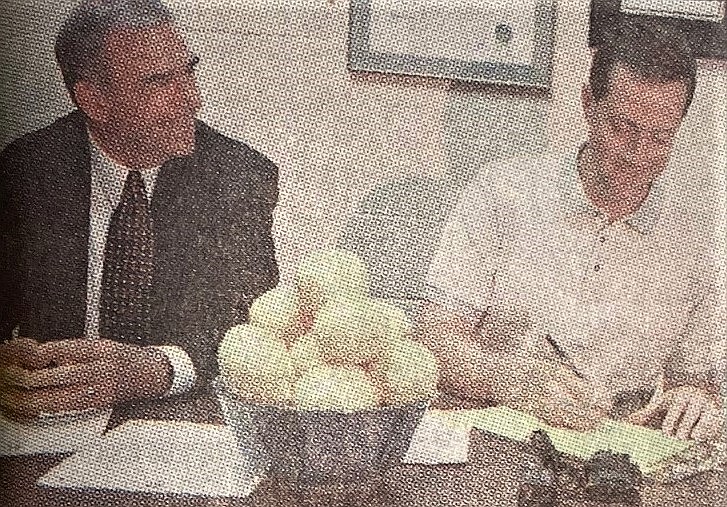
[{"xmin": 148, "ymin": 145, "xmax": 206, "ymax": 344}]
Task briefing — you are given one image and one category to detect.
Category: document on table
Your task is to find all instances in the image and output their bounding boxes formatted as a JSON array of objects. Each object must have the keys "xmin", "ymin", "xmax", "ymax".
[
  {"xmin": 0, "ymin": 408, "xmax": 111, "ymax": 456},
  {"xmin": 404, "ymin": 409, "xmax": 470, "ymax": 465},
  {"xmin": 38, "ymin": 420, "xmax": 262, "ymax": 498},
  {"xmin": 430, "ymin": 406, "xmax": 694, "ymax": 474}
]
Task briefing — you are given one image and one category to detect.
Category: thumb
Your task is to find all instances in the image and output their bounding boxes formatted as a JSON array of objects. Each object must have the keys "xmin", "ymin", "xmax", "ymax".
[
  {"xmin": 626, "ymin": 385, "xmax": 668, "ymax": 426},
  {"xmin": 588, "ymin": 378, "xmax": 613, "ymax": 414},
  {"xmin": 35, "ymin": 338, "xmax": 98, "ymax": 367},
  {"xmin": 626, "ymin": 402, "xmax": 661, "ymax": 426},
  {"xmin": 0, "ymin": 338, "xmax": 53, "ymax": 370}
]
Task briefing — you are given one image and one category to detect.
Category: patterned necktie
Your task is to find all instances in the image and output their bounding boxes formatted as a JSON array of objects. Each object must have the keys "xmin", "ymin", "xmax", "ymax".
[{"xmin": 99, "ymin": 170, "xmax": 155, "ymax": 344}]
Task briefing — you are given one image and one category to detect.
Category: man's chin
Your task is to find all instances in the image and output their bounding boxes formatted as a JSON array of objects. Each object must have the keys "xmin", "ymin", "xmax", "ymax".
[
  {"xmin": 172, "ymin": 141, "xmax": 196, "ymax": 158},
  {"xmin": 144, "ymin": 141, "xmax": 195, "ymax": 168},
  {"xmin": 163, "ymin": 132, "xmax": 197, "ymax": 159}
]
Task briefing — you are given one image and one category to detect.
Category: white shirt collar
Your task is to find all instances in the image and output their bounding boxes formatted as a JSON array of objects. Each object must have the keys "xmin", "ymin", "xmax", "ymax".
[
  {"xmin": 88, "ymin": 131, "xmax": 160, "ymax": 206},
  {"xmin": 559, "ymin": 142, "xmax": 662, "ymax": 235}
]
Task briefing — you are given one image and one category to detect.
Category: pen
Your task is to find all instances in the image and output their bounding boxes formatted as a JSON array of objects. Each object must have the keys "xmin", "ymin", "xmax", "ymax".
[{"xmin": 543, "ymin": 333, "xmax": 585, "ymax": 379}]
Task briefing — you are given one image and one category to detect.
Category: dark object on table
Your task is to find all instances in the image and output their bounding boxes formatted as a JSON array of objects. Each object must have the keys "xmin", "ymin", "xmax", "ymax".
[
  {"xmin": 518, "ymin": 430, "xmax": 643, "ymax": 506},
  {"xmin": 585, "ymin": 450, "xmax": 642, "ymax": 504}
]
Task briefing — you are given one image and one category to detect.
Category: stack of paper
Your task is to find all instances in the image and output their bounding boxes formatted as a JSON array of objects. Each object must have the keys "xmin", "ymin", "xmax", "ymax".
[
  {"xmin": 429, "ymin": 406, "xmax": 693, "ymax": 474},
  {"xmin": 403, "ymin": 410, "xmax": 470, "ymax": 465},
  {"xmin": 0, "ymin": 409, "xmax": 111, "ymax": 457},
  {"xmin": 38, "ymin": 420, "xmax": 262, "ymax": 497}
]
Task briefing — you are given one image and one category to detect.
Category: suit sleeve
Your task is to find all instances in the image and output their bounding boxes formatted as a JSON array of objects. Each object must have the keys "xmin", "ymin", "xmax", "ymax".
[
  {"xmin": 0, "ymin": 145, "xmax": 20, "ymax": 342},
  {"xmin": 182, "ymin": 150, "xmax": 280, "ymax": 390},
  {"xmin": 236, "ymin": 153, "xmax": 280, "ymax": 316}
]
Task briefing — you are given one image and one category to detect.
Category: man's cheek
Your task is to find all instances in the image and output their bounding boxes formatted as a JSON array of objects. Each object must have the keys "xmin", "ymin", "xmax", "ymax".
[{"xmin": 154, "ymin": 123, "xmax": 196, "ymax": 156}]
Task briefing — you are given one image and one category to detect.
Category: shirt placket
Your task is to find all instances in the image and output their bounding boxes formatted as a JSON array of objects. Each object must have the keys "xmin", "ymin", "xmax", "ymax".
[{"xmin": 581, "ymin": 214, "xmax": 611, "ymax": 285}]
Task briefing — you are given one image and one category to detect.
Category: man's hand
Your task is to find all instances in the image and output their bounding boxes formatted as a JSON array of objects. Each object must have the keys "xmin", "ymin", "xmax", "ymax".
[
  {"xmin": 413, "ymin": 302, "xmax": 610, "ymax": 431},
  {"xmin": 0, "ymin": 339, "xmax": 172, "ymax": 419},
  {"xmin": 0, "ymin": 337, "xmax": 49, "ymax": 370},
  {"xmin": 500, "ymin": 355, "xmax": 611, "ymax": 432},
  {"xmin": 627, "ymin": 384, "xmax": 723, "ymax": 441}
]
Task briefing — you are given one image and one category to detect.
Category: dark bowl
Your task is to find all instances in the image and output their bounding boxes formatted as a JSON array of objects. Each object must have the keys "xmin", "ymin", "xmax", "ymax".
[{"xmin": 214, "ymin": 376, "xmax": 428, "ymax": 486}]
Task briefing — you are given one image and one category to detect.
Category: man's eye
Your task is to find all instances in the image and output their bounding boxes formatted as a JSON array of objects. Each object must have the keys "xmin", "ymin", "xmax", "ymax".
[
  {"xmin": 614, "ymin": 118, "xmax": 634, "ymax": 132},
  {"xmin": 144, "ymin": 74, "xmax": 174, "ymax": 86}
]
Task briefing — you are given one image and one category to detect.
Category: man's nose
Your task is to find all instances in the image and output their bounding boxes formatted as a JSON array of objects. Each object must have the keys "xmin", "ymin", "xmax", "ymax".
[
  {"xmin": 624, "ymin": 134, "xmax": 664, "ymax": 166},
  {"xmin": 177, "ymin": 73, "xmax": 202, "ymax": 114}
]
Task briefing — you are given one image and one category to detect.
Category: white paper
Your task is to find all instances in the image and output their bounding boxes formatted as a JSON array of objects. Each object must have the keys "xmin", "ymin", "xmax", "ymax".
[
  {"xmin": 403, "ymin": 410, "xmax": 470, "ymax": 465},
  {"xmin": 38, "ymin": 420, "xmax": 261, "ymax": 498},
  {"xmin": 621, "ymin": 0, "xmax": 725, "ymax": 22},
  {"xmin": 368, "ymin": 0, "xmax": 539, "ymax": 66},
  {"xmin": 0, "ymin": 408, "xmax": 111, "ymax": 456}
]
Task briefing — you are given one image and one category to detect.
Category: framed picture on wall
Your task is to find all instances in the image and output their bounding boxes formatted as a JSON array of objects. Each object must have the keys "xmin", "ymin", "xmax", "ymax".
[
  {"xmin": 589, "ymin": 0, "xmax": 727, "ymax": 59},
  {"xmin": 347, "ymin": 0, "xmax": 557, "ymax": 89}
]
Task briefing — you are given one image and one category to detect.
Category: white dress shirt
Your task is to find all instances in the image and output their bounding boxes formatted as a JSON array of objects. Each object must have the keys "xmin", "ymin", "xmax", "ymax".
[
  {"xmin": 427, "ymin": 143, "xmax": 724, "ymax": 397},
  {"xmin": 86, "ymin": 138, "xmax": 197, "ymax": 397}
]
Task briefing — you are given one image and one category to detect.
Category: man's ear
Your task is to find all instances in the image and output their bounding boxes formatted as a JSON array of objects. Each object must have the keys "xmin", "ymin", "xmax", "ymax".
[{"xmin": 74, "ymin": 80, "xmax": 109, "ymax": 123}]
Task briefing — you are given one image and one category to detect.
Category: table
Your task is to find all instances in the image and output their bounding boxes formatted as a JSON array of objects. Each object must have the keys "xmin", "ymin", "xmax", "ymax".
[{"xmin": 2, "ymin": 396, "xmax": 724, "ymax": 507}]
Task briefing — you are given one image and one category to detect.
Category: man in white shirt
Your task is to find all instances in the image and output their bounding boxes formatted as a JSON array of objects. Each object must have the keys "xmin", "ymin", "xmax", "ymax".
[
  {"xmin": 418, "ymin": 18, "xmax": 724, "ymax": 440},
  {"xmin": 0, "ymin": 0, "xmax": 279, "ymax": 421}
]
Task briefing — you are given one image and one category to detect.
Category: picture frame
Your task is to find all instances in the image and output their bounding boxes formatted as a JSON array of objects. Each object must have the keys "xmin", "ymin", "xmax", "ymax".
[
  {"xmin": 589, "ymin": 0, "xmax": 727, "ymax": 59},
  {"xmin": 347, "ymin": 0, "xmax": 557, "ymax": 89}
]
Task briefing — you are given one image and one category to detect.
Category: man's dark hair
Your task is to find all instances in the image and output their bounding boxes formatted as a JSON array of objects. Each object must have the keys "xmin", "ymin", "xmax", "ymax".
[
  {"xmin": 55, "ymin": 0, "xmax": 175, "ymax": 104},
  {"xmin": 590, "ymin": 17, "xmax": 697, "ymax": 115}
]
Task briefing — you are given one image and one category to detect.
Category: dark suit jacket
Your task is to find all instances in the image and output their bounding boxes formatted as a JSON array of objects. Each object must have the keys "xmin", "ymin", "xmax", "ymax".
[{"xmin": 0, "ymin": 110, "xmax": 279, "ymax": 420}]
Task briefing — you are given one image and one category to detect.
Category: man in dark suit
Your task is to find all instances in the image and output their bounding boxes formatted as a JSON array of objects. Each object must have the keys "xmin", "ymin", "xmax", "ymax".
[{"xmin": 0, "ymin": 0, "xmax": 279, "ymax": 420}]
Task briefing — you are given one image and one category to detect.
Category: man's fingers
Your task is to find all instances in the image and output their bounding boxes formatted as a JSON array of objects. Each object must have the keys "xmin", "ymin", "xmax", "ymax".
[
  {"xmin": 36, "ymin": 383, "xmax": 112, "ymax": 414},
  {"xmin": 0, "ymin": 365, "xmax": 37, "ymax": 389},
  {"xmin": 0, "ymin": 387, "xmax": 40, "ymax": 419},
  {"xmin": 675, "ymin": 399, "xmax": 703, "ymax": 440},
  {"xmin": 691, "ymin": 409, "xmax": 721, "ymax": 442},
  {"xmin": 625, "ymin": 407, "xmax": 651, "ymax": 426},
  {"xmin": 0, "ymin": 338, "xmax": 49, "ymax": 369},
  {"xmin": 555, "ymin": 375, "xmax": 610, "ymax": 429},
  {"xmin": 35, "ymin": 338, "xmax": 115, "ymax": 366},
  {"xmin": 545, "ymin": 384, "xmax": 604, "ymax": 431},
  {"xmin": 662, "ymin": 394, "xmax": 688, "ymax": 437},
  {"xmin": 626, "ymin": 397, "xmax": 664, "ymax": 426},
  {"xmin": 5, "ymin": 362, "xmax": 110, "ymax": 390}
]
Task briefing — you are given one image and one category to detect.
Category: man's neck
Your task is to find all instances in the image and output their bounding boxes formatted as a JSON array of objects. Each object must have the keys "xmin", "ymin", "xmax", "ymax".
[
  {"xmin": 577, "ymin": 143, "xmax": 651, "ymax": 223},
  {"xmin": 87, "ymin": 123, "xmax": 160, "ymax": 171}
]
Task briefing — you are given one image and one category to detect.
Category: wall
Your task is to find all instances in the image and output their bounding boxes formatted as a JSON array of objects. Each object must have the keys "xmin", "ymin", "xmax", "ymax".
[{"xmin": 0, "ymin": 0, "xmax": 724, "ymax": 292}]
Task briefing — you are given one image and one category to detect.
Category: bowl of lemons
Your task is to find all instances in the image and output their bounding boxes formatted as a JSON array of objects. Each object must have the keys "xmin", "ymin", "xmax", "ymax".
[{"xmin": 215, "ymin": 248, "xmax": 438, "ymax": 485}]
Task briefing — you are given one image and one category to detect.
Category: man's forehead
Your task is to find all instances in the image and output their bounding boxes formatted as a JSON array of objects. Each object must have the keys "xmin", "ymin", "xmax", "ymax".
[
  {"xmin": 605, "ymin": 65, "xmax": 687, "ymax": 125},
  {"xmin": 102, "ymin": 23, "xmax": 189, "ymax": 75}
]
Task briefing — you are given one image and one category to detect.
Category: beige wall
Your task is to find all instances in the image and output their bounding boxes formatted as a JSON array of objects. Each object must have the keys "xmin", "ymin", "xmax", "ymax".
[{"xmin": 0, "ymin": 0, "xmax": 724, "ymax": 286}]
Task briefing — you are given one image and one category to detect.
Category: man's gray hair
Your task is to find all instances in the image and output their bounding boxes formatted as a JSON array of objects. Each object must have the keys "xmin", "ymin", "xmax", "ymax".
[{"xmin": 55, "ymin": 0, "xmax": 175, "ymax": 103}]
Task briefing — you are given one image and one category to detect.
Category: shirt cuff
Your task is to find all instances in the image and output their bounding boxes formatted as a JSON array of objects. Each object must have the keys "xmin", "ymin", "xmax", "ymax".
[{"xmin": 152, "ymin": 345, "xmax": 198, "ymax": 397}]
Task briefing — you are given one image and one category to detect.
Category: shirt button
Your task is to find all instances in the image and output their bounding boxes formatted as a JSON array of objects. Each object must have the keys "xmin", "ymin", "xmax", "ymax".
[
  {"xmin": 600, "ymin": 236, "xmax": 606, "ymax": 243},
  {"xmin": 594, "ymin": 264, "xmax": 601, "ymax": 272}
]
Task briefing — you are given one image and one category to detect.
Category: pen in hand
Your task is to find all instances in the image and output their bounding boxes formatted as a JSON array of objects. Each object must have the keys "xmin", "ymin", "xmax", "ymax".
[{"xmin": 542, "ymin": 333, "xmax": 585, "ymax": 380}]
